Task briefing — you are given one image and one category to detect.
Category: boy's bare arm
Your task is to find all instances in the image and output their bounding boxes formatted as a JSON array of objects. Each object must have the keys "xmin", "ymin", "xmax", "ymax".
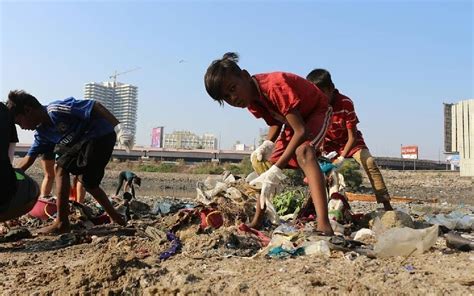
[
  {"xmin": 91, "ymin": 101, "xmax": 119, "ymax": 127},
  {"xmin": 340, "ymin": 126, "xmax": 357, "ymax": 157},
  {"xmin": 16, "ymin": 155, "xmax": 37, "ymax": 171},
  {"xmin": 274, "ymin": 110, "xmax": 307, "ymax": 168},
  {"xmin": 266, "ymin": 125, "xmax": 282, "ymax": 142}
]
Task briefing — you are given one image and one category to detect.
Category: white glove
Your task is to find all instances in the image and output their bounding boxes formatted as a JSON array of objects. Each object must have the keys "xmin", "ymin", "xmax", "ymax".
[
  {"xmin": 114, "ymin": 123, "xmax": 133, "ymax": 153},
  {"xmin": 249, "ymin": 165, "xmax": 286, "ymax": 209},
  {"xmin": 333, "ymin": 156, "xmax": 345, "ymax": 168},
  {"xmin": 251, "ymin": 140, "xmax": 275, "ymax": 162}
]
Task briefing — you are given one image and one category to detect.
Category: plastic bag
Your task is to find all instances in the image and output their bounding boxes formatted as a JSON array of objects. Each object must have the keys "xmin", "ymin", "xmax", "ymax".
[{"xmin": 374, "ymin": 225, "xmax": 439, "ymax": 258}]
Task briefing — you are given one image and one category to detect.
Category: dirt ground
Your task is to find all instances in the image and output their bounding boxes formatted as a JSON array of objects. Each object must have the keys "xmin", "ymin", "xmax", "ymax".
[{"xmin": 1, "ymin": 163, "xmax": 473, "ymax": 295}]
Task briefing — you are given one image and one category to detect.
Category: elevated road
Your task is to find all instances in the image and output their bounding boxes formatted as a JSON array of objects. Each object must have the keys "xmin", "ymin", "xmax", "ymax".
[{"xmin": 14, "ymin": 145, "xmax": 448, "ymax": 170}]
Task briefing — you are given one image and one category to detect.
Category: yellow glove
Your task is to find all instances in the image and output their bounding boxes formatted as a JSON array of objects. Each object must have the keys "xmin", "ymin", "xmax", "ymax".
[{"xmin": 251, "ymin": 152, "xmax": 272, "ymax": 175}]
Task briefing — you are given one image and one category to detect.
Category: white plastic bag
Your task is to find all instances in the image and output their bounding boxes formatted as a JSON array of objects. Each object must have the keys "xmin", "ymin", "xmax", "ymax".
[{"xmin": 374, "ymin": 225, "xmax": 439, "ymax": 258}]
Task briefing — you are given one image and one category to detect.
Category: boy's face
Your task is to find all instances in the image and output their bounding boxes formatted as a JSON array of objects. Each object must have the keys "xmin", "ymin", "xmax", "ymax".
[
  {"xmin": 15, "ymin": 106, "xmax": 40, "ymax": 130},
  {"xmin": 221, "ymin": 71, "xmax": 256, "ymax": 108}
]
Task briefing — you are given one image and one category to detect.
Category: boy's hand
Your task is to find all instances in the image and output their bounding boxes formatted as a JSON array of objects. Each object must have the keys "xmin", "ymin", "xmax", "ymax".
[
  {"xmin": 114, "ymin": 124, "xmax": 134, "ymax": 152},
  {"xmin": 249, "ymin": 165, "xmax": 286, "ymax": 209},
  {"xmin": 333, "ymin": 156, "xmax": 345, "ymax": 168},
  {"xmin": 251, "ymin": 140, "xmax": 275, "ymax": 162}
]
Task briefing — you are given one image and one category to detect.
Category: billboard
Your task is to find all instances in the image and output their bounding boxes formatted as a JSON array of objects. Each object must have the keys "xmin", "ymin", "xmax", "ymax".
[
  {"xmin": 401, "ymin": 145, "xmax": 418, "ymax": 159},
  {"xmin": 151, "ymin": 127, "xmax": 164, "ymax": 148}
]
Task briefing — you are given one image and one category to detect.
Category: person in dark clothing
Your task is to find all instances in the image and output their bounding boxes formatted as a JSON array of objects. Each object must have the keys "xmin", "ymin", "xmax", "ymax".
[
  {"xmin": 115, "ymin": 171, "xmax": 141, "ymax": 199},
  {"xmin": 0, "ymin": 102, "xmax": 39, "ymax": 222}
]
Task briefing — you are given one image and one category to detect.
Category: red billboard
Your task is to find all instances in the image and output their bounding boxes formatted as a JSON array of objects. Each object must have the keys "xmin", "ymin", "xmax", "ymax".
[
  {"xmin": 151, "ymin": 127, "xmax": 164, "ymax": 148},
  {"xmin": 401, "ymin": 145, "xmax": 418, "ymax": 159}
]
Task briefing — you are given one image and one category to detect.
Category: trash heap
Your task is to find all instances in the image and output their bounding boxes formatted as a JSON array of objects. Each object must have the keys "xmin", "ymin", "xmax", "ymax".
[{"xmin": 1, "ymin": 171, "xmax": 472, "ymax": 262}]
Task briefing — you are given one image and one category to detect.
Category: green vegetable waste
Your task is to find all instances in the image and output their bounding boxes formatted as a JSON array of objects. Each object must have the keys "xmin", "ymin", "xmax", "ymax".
[{"xmin": 272, "ymin": 189, "xmax": 306, "ymax": 216}]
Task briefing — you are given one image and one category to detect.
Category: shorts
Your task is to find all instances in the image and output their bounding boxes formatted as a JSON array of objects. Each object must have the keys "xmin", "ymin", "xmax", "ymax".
[
  {"xmin": 269, "ymin": 107, "xmax": 332, "ymax": 169},
  {"xmin": 56, "ymin": 132, "xmax": 116, "ymax": 189},
  {"xmin": 42, "ymin": 152, "xmax": 55, "ymax": 161},
  {"xmin": 0, "ymin": 169, "xmax": 39, "ymax": 215}
]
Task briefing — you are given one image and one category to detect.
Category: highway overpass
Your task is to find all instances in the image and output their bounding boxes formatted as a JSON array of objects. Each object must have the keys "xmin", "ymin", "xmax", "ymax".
[{"xmin": 14, "ymin": 145, "xmax": 448, "ymax": 170}]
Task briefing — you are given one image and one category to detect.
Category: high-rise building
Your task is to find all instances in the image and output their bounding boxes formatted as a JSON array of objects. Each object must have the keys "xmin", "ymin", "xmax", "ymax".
[
  {"xmin": 84, "ymin": 82, "xmax": 138, "ymax": 144},
  {"xmin": 444, "ymin": 99, "xmax": 474, "ymax": 176}
]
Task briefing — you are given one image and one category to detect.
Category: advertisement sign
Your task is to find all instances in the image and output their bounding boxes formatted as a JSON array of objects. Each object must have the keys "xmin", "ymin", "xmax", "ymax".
[
  {"xmin": 446, "ymin": 154, "xmax": 460, "ymax": 167},
  {"xmin": 151, "ymin": 127, "xmax": 164, "ymax": 148},
  {"xmin": 401, "ymin": 145, "xmax": 419, "ymax": 159}
]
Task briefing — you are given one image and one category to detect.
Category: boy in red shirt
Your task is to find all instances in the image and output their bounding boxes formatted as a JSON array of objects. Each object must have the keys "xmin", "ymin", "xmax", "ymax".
[
  {"xmin": 307, "ymin": 69, "xmax": 393, "ymax": 211},
  {"xmin": 205, "ymin": 52, "xmax": 334, "ymax": 235}
]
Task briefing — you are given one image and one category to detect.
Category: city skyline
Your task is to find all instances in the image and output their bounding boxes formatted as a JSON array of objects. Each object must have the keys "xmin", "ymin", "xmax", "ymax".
[{"xmin": 1, "ymin": 1, "xmax": 472, "ymax": 160}]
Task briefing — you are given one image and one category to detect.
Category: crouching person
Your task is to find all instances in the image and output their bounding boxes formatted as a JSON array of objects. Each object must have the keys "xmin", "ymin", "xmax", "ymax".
[
  {"xmin": 0, "ymin": 102, "xmax": 39, "ymax": 222},
  {"xmin": 7, "ymin": 90, "xmax": 132, "ymax": 234}
]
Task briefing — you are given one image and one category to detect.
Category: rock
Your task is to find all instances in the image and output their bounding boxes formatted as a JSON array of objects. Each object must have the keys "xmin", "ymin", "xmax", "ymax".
[
  {"xmin": 129, "ymin": 200, "xmax": 150, "ymax": 214},
  {"xmin": 369, "ymin": 210, "xmax": 415, "ymax": 229}
]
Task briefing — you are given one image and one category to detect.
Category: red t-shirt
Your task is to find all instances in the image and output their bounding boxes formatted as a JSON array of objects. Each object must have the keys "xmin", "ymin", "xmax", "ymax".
[
  {"xmin": 323, "ymin": 90, "xmax": 367, "ymax": 157},
  {"xmin": 247, "ymin": 72, "xmax": 328, "ymax": 126}
]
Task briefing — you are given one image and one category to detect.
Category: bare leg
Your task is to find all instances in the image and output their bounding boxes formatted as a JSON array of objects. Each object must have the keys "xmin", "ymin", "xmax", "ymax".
[
  {"xmin": 40, "ymin": 159, "xmax": 55, "ymax": 197},
  {"xmin": 38, "ymin": 166, "xmax": 71, "ymax": 234},
  {"xmin": 87, "ymin": 187, "xmax": 126, "ymax": 226},
  {"xmin": 296, "ymin": 144, "xmax": 333, "ymax": 235},
  {"xmin": 248, "ymin": 194, "xmax": 265, "ymax": 229},
  {"xmin": 76, "ymin": 181, "xmax": 86, "ymax": 204}
]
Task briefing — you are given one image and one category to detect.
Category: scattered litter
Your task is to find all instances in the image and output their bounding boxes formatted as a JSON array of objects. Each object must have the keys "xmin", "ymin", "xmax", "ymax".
[
  {"xmin": 444, "ymin": 232, "xmax": 474, "ymax": 251},
  {"xmin": 159, "ymin": 232, "xmax": 182, "ymax": 260},
  {"xmin": 344, "ymin": 251, "xmax": 359, "ymax": 261},
  {"xmin": 374, "ymin": 225, "xmax": 439, "ymax": 257},
  {"xmin": 404, "ymin": 265, "xmax": 415, "ymax": 273},
  {"xmin": 302, "ymin": 240, "xmax": 331, "ymax": 257},
  {"xmin": 426, "ymin": 211, "xmax": 474, "ymax": 231},
  {"xmin": 0, "ymin": 228, "xmax": 32, "ymax": 243}
]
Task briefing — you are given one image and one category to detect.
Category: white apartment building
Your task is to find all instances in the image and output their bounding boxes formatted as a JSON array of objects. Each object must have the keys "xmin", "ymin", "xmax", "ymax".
[
  {"xmin": 84, "ymin": 82, "xmax": 138, "ymax": 144},
  {"xmin": 444, "ymin": 99, "xmax": 474, "ymax": 176},
  {"xmin": 164, "ymin": 131, "xmax": 218, "ymax": 150}
]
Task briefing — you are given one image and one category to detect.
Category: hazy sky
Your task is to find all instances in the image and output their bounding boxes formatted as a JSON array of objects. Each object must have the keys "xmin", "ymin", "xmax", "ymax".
[{"xmin": 1, "ymin": 0, "xmax": 472, "ymax": 160}]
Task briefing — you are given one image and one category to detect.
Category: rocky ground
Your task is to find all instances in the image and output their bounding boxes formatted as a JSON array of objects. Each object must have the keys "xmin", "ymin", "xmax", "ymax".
[{"xmin": 0, "ymin": 162, "xmax": 473, "ymax": 295}]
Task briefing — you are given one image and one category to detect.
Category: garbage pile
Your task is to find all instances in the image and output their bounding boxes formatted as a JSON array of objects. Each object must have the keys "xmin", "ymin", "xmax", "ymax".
[{"xmin": 1, "ymin": 171, "xmax": 473, "ymax": 262}]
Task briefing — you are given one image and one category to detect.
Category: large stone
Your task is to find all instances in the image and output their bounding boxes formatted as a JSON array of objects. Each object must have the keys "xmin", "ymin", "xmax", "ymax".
[{"xmin": 369, "ymin": 210, "xmax": 415, "ymax": 229}]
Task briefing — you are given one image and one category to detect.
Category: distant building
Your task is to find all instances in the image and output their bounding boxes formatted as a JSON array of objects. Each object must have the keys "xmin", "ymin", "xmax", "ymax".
[
  {"xmin": 234, "ymin": 141, "xmax": 251, "ymax": 151},
  {"xmin": 444, "ymin": 99, "xmax": 474, "ymax": 176},
  {"xmin": 164, "ymin": 131, "xmax": 217, "ymax": 150},
  {"xmin": 84, "ymin": 81, "xmax": 138, "ymax": 146}
]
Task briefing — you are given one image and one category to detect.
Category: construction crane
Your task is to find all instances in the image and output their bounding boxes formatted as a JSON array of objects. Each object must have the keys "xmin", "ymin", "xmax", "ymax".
[{"xmin": 109, "ymin": 67, "xmax": 141, "ymax": 85}]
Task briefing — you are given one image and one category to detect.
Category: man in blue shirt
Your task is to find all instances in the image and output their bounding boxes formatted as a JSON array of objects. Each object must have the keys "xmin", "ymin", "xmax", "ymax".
[{"xmin": 7, "ymin": 90, "xmax": 132, "ymax": 234}]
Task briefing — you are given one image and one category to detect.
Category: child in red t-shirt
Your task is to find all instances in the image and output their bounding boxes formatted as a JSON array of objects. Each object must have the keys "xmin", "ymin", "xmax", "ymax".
[
  {"xmin": 204, "ymin": 52, "xmax": 334, "ymax": 235},
  {"xmin": 307, "ymin": 69, "xmax": 393, "ymax": 211}
]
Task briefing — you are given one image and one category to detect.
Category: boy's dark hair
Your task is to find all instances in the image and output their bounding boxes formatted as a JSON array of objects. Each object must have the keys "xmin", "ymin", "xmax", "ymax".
[
  {"xmin": 306, "ymin": 69, "xmax": 335, "ymax": 89},
  {"xmin": 134, "ymin": 176, "xmax": 141, "ymax": 186},
  {"xmin": 204, "ymin": 52, "xmax": 242, "ymax": 105},
  {"xmin": 6, "ymin": 90, "xmax": 42, "ymax": 115},
  {"xmin": 122, "ymin": 192, "xmax": 133, "ymax": 201}
]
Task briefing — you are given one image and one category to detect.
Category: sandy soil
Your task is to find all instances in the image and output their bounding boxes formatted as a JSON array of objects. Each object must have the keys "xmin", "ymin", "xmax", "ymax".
[{"xmin": 1, "ymin": 163, "xmax": 473, "ymax": 295}]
